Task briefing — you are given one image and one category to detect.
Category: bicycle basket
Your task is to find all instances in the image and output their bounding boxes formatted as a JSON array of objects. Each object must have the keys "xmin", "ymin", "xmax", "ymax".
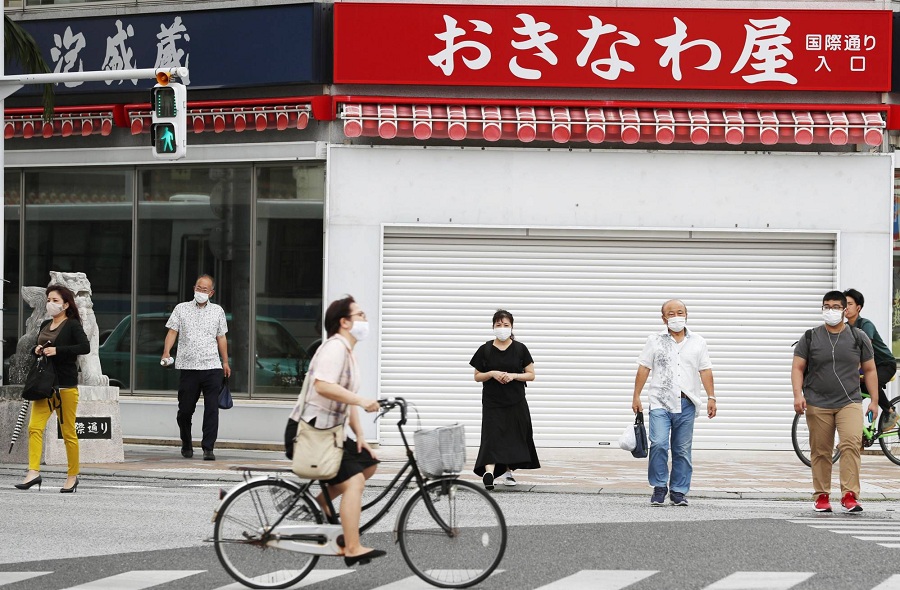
[{"xmin": 414, "ymin": 424, "xmax": 466, "ymax": 479}]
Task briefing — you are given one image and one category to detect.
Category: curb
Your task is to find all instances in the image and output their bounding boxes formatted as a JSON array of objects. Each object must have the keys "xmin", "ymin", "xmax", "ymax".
[{"xmin": 5, "ymin": 465, "xmax": 898, "ymax": 501}]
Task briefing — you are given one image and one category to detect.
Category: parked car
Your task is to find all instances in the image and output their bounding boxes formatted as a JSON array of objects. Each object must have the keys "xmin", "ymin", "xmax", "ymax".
[{"xmin": 98, "ymin": 313, "xmax": 309, "ymax": 392}]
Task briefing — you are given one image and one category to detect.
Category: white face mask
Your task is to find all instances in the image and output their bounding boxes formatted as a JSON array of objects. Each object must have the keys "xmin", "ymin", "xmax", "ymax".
[
  {"xmin": 350, "ymin": 320, "xmax": 369, "ymax": 342},
  {"xmin": 822, "ymin": 308, "xmax": 844, "ymax": 326},
  {"xmin": 194, "ymin": 291, "xmax": 210, "ymax": 304},
  {"xmin": 493, "ymin": 327, "xmax": 512, "ymax": 342},
  {"xmin": 46, "ymin": 302, "xmax": 64, "ymax": 317},
  {"xmin": 666, "ymin": 316, "xmax": 686, "ymax": 333}
]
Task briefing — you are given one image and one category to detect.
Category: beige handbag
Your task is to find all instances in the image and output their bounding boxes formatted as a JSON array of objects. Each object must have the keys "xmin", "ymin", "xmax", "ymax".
[
  {"xmin": 291, "ymin": 416, "xmax": 344, "ymax": 480},
  {"xmin": 290, "ymin": 348, "xmax": 347, "ymax": 480}
]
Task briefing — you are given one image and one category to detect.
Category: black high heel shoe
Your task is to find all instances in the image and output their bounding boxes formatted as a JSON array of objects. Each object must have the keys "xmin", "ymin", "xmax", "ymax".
[
  {"xmin": 60, "ymin": 477, "xmax": 79, "ymax": 494},
  {"xmin": 14, "ymin": 475, "xmax": 42, "ymax": 491},
  {"xmin": 344, "ymin": 549, "xmax": 386, "ymax": 567}
]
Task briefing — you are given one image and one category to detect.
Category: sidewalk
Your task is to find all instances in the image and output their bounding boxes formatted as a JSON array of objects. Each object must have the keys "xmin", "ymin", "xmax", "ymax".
[{"xmin": 3, "ymin": 444, "xmax": 900, "ymax": 500}]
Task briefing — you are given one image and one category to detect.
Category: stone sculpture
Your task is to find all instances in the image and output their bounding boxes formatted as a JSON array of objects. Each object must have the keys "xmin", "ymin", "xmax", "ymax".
[
  {"xmin": 8, "ymin": 272, "xmax": 108, "ymax": 386},
  {"xmin": 7, "ymin": 286, "xmax": 49, "ymax": 384},
  {"xmin": 48, "ymin": 271, "xmax": 108, "ymax": 386}
]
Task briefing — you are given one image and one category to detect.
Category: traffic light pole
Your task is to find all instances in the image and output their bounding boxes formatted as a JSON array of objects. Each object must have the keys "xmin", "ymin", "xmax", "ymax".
[{"xmin": 0, "ymin": 66, "xmax": 189, "ymax": 100}]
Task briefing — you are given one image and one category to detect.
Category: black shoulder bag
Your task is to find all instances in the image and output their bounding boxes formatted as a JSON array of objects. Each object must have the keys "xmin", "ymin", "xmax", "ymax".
[{"xmin": 22, "ymin": 355, "xmax": 62, "ymax": 421}]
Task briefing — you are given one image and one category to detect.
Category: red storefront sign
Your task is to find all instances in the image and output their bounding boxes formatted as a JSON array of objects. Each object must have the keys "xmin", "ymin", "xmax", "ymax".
[{"xmin": 334, "ymin": 3, "xmax": 892, "ymax": 91}]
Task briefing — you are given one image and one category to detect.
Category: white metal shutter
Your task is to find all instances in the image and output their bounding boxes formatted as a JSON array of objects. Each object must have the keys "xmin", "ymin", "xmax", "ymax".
[{"xmin": 379, "ymin": 229, "xmax": 835, "ymax": 450}]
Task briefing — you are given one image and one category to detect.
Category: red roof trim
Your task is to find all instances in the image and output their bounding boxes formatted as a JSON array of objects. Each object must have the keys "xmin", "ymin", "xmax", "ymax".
[
  {"xmin": 338, "ymin": 101, "xmax": 886, "ymax": 147},
  {"xmin": 333, "ymin": 95, "xmax": 889, "ymax": 114},
  {"xmin": 4, "ymin": 96, "xmax": 332, "ymax": 140}
]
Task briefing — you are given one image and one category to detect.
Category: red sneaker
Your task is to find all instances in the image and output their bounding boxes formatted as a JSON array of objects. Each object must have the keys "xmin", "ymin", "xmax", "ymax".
[
  {"xmin": 841, "ymin": 492, "xmax": 863, "ymax": 513},
  {"xmin": 814, "ymin": 493, "xmax": 832, "ymax": 512}
]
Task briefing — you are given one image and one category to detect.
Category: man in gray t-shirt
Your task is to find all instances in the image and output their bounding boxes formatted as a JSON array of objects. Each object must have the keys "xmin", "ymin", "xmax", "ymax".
[{"xmin": 792, "ymin": 290, "xmax": 878, "ymax": 514}]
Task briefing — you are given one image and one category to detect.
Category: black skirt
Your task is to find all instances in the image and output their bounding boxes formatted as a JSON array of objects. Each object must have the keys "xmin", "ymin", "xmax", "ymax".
[
  {"xmin": 473, "ymin": 399, "xmax": 540, "ymax": 476},
  {"xmin": 323, "ymin": 438, "xmax": 380, "ymax": 486}
]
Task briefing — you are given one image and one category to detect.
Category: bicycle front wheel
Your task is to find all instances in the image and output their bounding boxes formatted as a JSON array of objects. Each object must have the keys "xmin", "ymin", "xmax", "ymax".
[
  {"xmin": 792, "ymin": 412, "xmax": 840, "ymax": 467},
  {"xmin": 397, "ymin": 478, "xmax": 507, "ymax": 589},
  {"xmin": 879, "ymin": 395, "xmax": 900, "ymax": 466},
  {"xmin": 214, "ymin": 478, "xmax": 322, "ymax": 589}
]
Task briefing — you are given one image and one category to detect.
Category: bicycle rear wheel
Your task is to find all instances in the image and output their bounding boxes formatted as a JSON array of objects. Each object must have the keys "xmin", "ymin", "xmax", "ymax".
[
  {"xmin": 792, "ymin": 412, "xmax": 840, "ymax": 467},
  {"xmin": 879, "ymin": 395, "xmax": 900, "ymax": 466},
  {"xmin": 397, "ymin": 478, "xmax": 507, "ymax": 589},
  {"xmin": 214, "ymin": 478, "xmax": 322, "ymax": 589}
]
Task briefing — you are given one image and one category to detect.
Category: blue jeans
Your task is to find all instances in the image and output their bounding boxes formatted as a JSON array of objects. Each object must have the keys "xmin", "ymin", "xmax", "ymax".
[{"xmin": 648, "ymin": 397, "xmax": 696, "ymax": 494}]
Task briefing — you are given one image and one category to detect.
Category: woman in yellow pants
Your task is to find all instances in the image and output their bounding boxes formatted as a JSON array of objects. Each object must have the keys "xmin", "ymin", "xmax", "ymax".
[{"xmin": 15, "ymin": 285, "xmax": 89, "ymax": 493}]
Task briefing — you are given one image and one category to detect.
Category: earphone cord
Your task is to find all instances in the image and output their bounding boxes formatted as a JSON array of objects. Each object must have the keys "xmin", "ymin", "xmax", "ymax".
[{"xmin": 830, "ymin": 329, "xmax": 854, "ymax": 404}]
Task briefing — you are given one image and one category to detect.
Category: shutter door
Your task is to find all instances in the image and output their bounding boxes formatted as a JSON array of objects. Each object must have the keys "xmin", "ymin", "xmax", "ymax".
[{"xmin": 379, "ymin": 229, "xmax": 835, "ymax": 449}]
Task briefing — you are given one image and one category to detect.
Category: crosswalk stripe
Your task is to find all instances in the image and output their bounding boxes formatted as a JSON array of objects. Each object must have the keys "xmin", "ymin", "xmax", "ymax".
[
  {"xmin": 787, "ymin": 519, "xmax": 899, "ymax": 524},
  {"xmin": 824, "ymin": 530, "xmax": 900, "ymax": 535},
  {"xmin": 534, "ymin": 570, "xmax": 657, "ymax": 589},
  {"xmin": 787, "ymin": 519, "xmax": 900, "ymax": 548},
  {"xmin": 60, "ymin": 570, "xmax": 205, "ymax": 590},
  {"xmin": 702, "ymin": 571, "xmax": 814, "ymax": 590},
  {"xmin": 0, "ymin": 572, "xmax": 52, "ymax": 585},
  {"xmin": 370, "ymin": 570, "xmax": 504, "ymax": 590},
  {"xmin": 211, "ymin": 570, "xmax": 352, "ymax": 589},
  {"xmin": 870, "ymin": 574, "xmax": 900, "ymax": 590}
]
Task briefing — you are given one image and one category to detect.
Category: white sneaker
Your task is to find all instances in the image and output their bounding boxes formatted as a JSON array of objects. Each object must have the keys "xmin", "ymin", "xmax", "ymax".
[
  {"xmin": 501, "ymin": 471, "xmax": 517, "ymax": 487},
  {"xmin": 885, "ymin": 409, "xmax": 900, "ymax": 432}
]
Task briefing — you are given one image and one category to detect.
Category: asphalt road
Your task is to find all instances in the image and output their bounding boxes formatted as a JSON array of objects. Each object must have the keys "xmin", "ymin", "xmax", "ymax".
[{"xmin": 2, "ymin": 474, "xmax": 900, "ymax": 590}]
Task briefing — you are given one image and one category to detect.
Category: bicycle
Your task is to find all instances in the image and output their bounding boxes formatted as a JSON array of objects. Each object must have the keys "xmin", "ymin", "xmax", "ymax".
[
  {"xmin": 791, "ymin": 393, "xmax": 900, "ymax": 467},
  {"xmin": 211, "ymin": 397, "xmax": 507, "ymax": 589}
]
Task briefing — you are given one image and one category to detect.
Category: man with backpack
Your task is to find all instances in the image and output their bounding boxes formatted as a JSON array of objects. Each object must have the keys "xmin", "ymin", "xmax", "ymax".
[
  {"xmin": 792, "ymin": 290, "xmax": 879, "ymax": 513},
  {"xmin": 843, "ymin": 288, "xmax": 900, "ymax": 431}
]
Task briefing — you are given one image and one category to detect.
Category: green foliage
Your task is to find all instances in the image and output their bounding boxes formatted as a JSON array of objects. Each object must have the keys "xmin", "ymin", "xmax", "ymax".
[{"xmin": 4, "ymin": 15, "xmax": 54, "ymax": 121}]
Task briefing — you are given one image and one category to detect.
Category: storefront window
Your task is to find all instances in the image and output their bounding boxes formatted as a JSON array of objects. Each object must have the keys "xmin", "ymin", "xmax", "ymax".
[
  {"xmin": 135, "ymin": 167, "xmax": 252, "ymax": 394},
  {"xmin": 6, "ymin": 161, "xmax": 324, "ymax": 396},
  {"xmin": 254, "ymin": 164, "xmax": 324, "ymax": 395},
  {"xmin": 22, "ymin": 168, "xmax": 133, "ymax": 358},
  {"xmin": 3, "ymin": 170, "xmax": 21, "ymax": 382}
]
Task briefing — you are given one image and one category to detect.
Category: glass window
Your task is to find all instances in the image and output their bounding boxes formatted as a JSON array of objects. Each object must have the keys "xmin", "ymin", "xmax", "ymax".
[
  {"xmin": 135, "ymin": 167, "xmax": 252, "ymax": 393},
  {"xmin": 3, "ymin": 170, "xmax": 21, "ymax": 384},
  {"xmin": 22, "ymin": 168, "xmax": 133, "ymax": 386},
  {"xmin": 254, "ymin": 164, "xmax": 324, "ymax": 395}
]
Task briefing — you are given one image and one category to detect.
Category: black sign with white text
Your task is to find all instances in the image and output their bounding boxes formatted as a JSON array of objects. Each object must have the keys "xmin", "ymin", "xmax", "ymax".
[{"xmin": 57, "ymin": 417, "xmax": 112, "ymax": 440}]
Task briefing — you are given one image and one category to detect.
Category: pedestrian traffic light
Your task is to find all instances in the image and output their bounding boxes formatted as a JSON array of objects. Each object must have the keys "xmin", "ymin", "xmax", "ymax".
[{"xmin": 150, "ymin": 81, "xmax": 186, "ymax": 160}]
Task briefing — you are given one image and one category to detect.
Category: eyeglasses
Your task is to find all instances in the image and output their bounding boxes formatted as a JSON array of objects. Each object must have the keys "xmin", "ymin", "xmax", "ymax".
[
  {"xmin": 822, "ymin": 305, "xmax": 844, "ymax": 311},
  {"xmin": 194, "ymin": 287, "xmax": 213, "ymax": 294},
  {"xmin": 348, "ymin": 311, "xmax": 367, "ymax": 320}
]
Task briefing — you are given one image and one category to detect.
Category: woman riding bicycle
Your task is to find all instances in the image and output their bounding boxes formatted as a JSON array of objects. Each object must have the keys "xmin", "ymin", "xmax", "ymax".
[{"xmin": 287, "ymin": 295, "xmax": 384, "ymax": 566}]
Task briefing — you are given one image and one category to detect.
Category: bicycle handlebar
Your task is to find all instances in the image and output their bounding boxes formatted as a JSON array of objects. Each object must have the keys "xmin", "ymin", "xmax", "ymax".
[{"xmin": 377, "ymin": 397, "xmax": 407, "ymax": 425}]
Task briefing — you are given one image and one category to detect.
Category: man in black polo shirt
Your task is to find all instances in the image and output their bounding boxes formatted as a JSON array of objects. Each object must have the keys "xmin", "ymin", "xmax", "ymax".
[{"xmin": 843, "ymin": 288, "xmax": 900, "ymax": 431}]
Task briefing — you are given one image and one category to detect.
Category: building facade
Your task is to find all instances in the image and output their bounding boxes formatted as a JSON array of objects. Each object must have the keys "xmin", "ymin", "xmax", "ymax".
[{"xmin": 2, "ymin": 0, "xmax": 898, "ymax": 449}]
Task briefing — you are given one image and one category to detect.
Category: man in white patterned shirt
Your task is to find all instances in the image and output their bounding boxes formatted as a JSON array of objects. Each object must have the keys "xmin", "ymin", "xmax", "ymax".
[
  {"xmin": 162, "ymin": 275, "xmax": 231, "ymax": 461},
  {"xmin": 632, "ymin": 300, "xmax": 717, "ymax": 507}
]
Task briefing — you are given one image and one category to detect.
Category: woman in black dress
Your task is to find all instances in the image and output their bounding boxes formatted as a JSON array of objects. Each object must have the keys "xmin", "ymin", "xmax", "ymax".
[{"xmin": 470, "ymin": 309, "xmax": 540, "ymax": 490}]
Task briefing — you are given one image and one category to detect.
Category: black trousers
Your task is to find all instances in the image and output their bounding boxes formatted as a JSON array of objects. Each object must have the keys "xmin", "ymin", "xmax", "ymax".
[
  {"xmin": 176, "ymin": 368, "xmax": 224, "ymax": 451},
  {"xmin": 860, "ymin": 363, "xmax": 898, "ymax": 412}
]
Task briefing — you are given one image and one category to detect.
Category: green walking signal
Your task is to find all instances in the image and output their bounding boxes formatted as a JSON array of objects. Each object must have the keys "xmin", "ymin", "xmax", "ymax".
[{"xmin": 150, "ymin": 81, "xmax": 186, "ymax": 160}]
